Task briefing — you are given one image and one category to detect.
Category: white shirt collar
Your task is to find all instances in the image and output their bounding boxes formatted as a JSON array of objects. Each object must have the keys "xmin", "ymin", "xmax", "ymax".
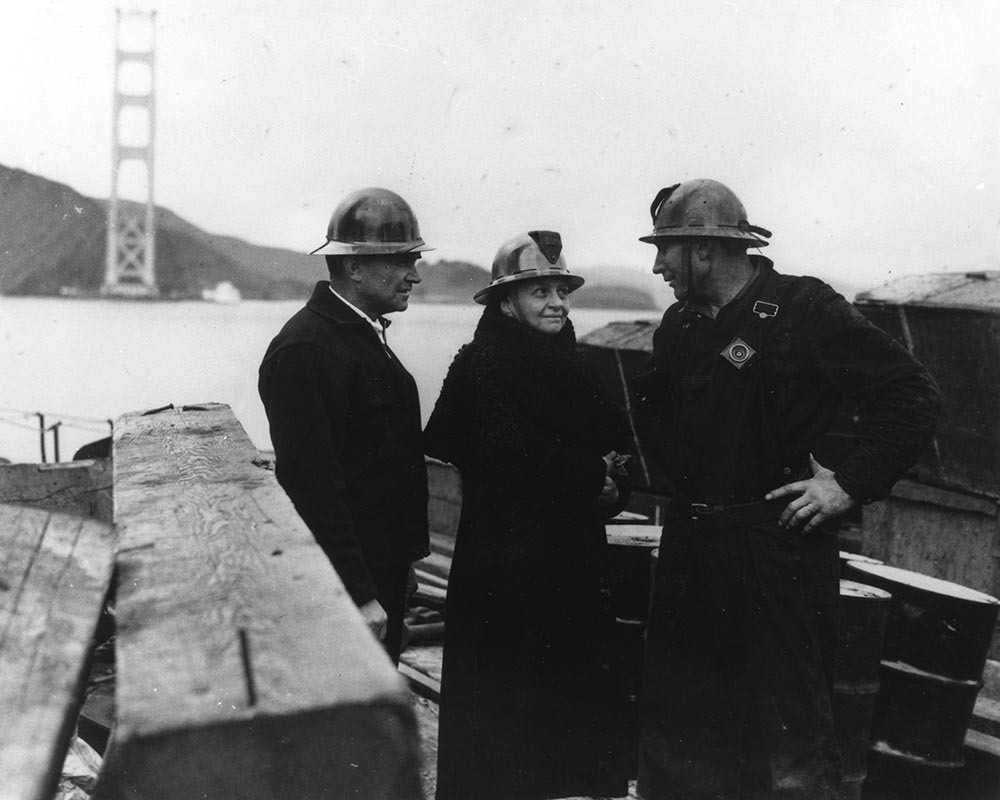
[{"xmin": 329, "ymin": 285, "xmax": 389, "ymax": 348}]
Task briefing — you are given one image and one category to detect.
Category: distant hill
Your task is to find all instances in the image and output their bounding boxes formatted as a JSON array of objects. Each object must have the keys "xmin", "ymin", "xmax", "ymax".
[
  {"xmin": 0, "ymin": 164, "xmax": 311, "ymax": 299},
  {"xmin": 0, "ymin": 162, "xmax": 656, "ymax": 310},
  {"xmin": 573, "ymin": 284, "xmax": 660, "ymax": 310},
  {"xmin": 410, "ymin": 260, "xmax": 660, "ymax": 309},
  {"xmin": 410, "ymin": 259, "xmax": 489, "ymax": 303}
]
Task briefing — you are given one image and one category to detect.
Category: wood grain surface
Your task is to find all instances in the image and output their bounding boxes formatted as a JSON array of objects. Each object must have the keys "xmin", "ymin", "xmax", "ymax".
[
  {"xmin": 101, "ymin": 403, "xmax": 421, "ymax": 800},
  {"xmin": 0, "ymin": 503, "xmax": 114, "ymax": 800}
]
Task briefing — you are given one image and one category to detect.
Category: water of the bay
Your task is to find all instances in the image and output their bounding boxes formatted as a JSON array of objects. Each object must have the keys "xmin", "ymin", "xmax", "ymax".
[{"xmin": 0, "ymin": 296, "xmax": 659, "ymax": 464}]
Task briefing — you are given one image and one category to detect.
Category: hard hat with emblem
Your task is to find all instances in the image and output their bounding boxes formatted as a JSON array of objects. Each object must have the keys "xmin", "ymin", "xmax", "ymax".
[
  {"xmin": 474, "ymin": 230, "xmax": 585, "ymax": 305},
  {"xmin": 639, "ymin": 179, "xmax": 771, "ymax": 248},
  {"xmin": 309, "ymin": 187, "xmax": 434, "ymax": 256}
]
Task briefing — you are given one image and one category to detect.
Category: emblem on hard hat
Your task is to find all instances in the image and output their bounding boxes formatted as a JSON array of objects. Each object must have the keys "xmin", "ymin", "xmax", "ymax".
[{"xmin": 473, "ymin": 230, "xmax": 585, "ymax": 305}]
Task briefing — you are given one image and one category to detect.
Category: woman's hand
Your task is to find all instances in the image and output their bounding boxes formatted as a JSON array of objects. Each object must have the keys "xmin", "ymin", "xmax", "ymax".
[
  {"xmin": 602, "ymin": 451, "xmax": 619, "ymax": 474},
  {"xmin": 596, "ymin": 476, "xmax": 620, "ymax": 507},
  {"xmin": 596, "ymin": 451, "xmax": 622, "ymax": 507}
]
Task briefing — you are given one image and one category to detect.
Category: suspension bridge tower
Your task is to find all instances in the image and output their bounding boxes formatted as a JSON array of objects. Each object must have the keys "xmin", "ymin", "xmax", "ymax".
[{"xmin": 103, "ymin": 8, "xmax": 158, "ymax": 298}]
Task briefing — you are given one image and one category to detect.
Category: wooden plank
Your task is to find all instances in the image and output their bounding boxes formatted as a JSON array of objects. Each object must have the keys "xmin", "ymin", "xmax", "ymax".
[
  {"xmin": 0, "ymin": 503, "xmax": 114, "ymax": 800},
  {"xmin": 0, "ymin": 460, "xmax": 113, "ymax": 523},
  {"xmin": 889, "ymin": 478, "xmax": 999, "ymax": 517},
  {"xmin": 577, "ymin": 320, "xmax": 658, "ymax": 352},
  {"xmin": 398, "ymin": 663, "xmax": 441, "ymax": 703},
  {"xmin": 416, "ymin": 551, "xmax": 452, "ymax": 582},
  {"xmin": 965, "ymin": 728, "xmax": 1000, "ymax": 759},
  {"xmin": 428, "ymin": 530, "xmax": 456, "ymax": 558},
  {"xmin": 400, "ymin": 644, "xmax": 443, "ymax": 689},
  {"xmin": 862, "ymin": 480, "xmax": 1000, "ymax": 661},
  {"xmin": 426, "ymin": 459, "xmax": 461, "ymax": 538},
  {"xmin": 101, "ymin": 403, "xmax": 421, "ymax": 800}
]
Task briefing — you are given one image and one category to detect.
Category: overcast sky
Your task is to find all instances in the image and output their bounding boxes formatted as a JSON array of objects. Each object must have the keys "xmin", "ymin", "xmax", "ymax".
[{"xmin": 2, "ymin": 0, "xmax": 998, "ymax": 291}]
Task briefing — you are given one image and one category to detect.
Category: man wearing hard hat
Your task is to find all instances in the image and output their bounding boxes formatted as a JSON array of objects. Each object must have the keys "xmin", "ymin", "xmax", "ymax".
[
  {"xmin": 631, "ymin": 180, "xmax": 941, "ymax": 799},
  {"xmin": 259, "ymin": 187, "xmax": 432, "ymax": 664}
]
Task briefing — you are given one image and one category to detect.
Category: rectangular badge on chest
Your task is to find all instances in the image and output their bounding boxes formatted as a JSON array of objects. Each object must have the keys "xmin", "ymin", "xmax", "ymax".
[{"xmin": 720, "ymin": 337, "xmax": 756, "ymax": 370}]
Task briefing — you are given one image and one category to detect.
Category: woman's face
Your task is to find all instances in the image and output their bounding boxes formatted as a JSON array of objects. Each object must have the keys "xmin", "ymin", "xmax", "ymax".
[{"xmin": 501, "ymin": 277, "xmax": 571, "ymax": 335}]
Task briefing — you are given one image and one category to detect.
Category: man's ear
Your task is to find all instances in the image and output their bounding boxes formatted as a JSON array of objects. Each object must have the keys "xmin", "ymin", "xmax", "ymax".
[
  {"xmin": 499, "ymin": 294, "xmax": 515, "ymax": 318},
  {"xmin": 344, "ymin": 256, "xmax": 365, "ymax": 283},
  {"xmin": 693, "ymin": 239, "xmax": 713, "ymax": 263}
]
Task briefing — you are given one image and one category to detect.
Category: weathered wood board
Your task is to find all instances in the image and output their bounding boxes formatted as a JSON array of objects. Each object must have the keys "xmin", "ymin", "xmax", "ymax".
[
  {"xmin": 862, "ymin": 478, "xmax": 1000, "ymax": 660},
  {"xmin": 0, "ymin": 460, "xmax": 113, "ymax": 523},
  {"xmin": 0, "ymin": 503, "xmax": 114, "ymax": 800},
  {"xmin": 99, "ymin": 403, "xmax": 421, "ymax": 800},
  {"xmin": 426, "ymin": 458, "xmax": 461, "ymax": 539}
]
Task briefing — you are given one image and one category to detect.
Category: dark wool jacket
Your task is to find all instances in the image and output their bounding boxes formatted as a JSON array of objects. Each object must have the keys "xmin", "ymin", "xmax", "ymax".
[
  {"xmin": 424, "ymin": 309, "xmax": 632, "ymax": 581},
  {"xmin": 258, "ymin": 282, "xmax": 429, "ymax": 605},
  {"xmin": 425, "ymin": 308, "xmax": 632, "ymax": 800},
  {"xmin": 632, "ymin": 256, "xmax": 942, "ymax": 505}
]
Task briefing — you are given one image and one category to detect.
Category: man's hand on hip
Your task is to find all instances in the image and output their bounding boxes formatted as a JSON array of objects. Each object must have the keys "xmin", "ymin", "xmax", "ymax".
[
  {"xmin": 359, "ymin": 598, "xmax": 388, "ymax": 640},
  {"xmin": 765, "ymin": 454, "xmax": 858, "ymax": 534}
]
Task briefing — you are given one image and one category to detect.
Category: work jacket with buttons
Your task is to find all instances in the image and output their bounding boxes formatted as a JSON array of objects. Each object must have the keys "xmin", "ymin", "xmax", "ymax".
[
  {"xmin": 258, "ymin": 281, "xmax": 429, "ymax": 605},
  {"xmin": 632, "ymin": 256, "xmax": 942, "ymax": 506}
]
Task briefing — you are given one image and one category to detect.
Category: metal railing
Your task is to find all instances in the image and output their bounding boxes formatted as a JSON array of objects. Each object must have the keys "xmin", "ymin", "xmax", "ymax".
[{"xmin": 0, "ymin": 408, "xmax": 113, "ymax": 463}]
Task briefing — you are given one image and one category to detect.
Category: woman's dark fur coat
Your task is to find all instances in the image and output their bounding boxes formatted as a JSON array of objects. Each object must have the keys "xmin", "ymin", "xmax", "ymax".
[{"xmin": 424, "ymin": 307, "xmax": 632, "ymax": 800}]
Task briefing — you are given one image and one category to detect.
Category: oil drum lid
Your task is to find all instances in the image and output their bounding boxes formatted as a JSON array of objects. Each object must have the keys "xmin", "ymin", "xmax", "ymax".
[
  {"xmin": 847, "ymin": 562, "xmax": 999, "ymax": 606},
  {"xmin": 606, "ymin": 525, "xmax": 661, "ymax": 548},
  {"xmin": 839, "ymin": 578, "xmax": 892, "ymax": 601},
  {"xmin": 839, "ymin": 551, "xmax": 884, "ymax": 567}
]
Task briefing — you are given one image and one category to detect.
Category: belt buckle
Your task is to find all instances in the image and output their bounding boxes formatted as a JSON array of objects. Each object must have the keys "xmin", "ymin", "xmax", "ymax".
[{"xmin": 690, "ymin": 502, "xmax": 710, "ymax": 519}]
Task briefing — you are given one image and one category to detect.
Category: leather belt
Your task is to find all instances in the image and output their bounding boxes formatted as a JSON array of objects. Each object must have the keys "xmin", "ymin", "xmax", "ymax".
[{"xmin": 677, "ymin": 497, "xmax": 787, "ymax": 526}]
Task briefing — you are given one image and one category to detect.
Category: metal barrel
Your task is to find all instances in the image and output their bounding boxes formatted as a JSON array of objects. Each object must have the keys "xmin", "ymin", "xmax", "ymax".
[
  {"xmin": 839, "ymin": 550, "xmax": 883, "ymax": 578},
  {"xmin": 834, "ymin": 580, "xmax": 892, "ymax": 800},
  {"xmin": 842, "ymin": 561, "xmax": 1000, "ymax": 769},
  {"xmin": 873, "ymin": 661, "xmax": 982, "ymax": 768},
  {"xmin": 605, "ymin": 525, "xmax": 662, "ymax": 621},
  {"xmin": 649, "ymin": 546, "xmax": 659, "ymax": 621},
  {"xmin": 604, "ymin": 525, "xmax": 661, "ymax": 779},
  {"xmin": 842, "ymin": 562, "xmax": 999, "ymax": 684}
]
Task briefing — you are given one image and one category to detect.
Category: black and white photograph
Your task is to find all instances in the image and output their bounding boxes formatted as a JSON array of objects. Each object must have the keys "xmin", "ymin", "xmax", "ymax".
[{"xmin": 1, "ymin": 2, "xmax": 999, "ymax": 798}]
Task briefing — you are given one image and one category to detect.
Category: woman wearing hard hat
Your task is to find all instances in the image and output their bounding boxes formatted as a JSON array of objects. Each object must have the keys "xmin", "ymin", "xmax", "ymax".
[{"xmin": 424, "ymin": 230, "xmax": 632, "ymax": 800}]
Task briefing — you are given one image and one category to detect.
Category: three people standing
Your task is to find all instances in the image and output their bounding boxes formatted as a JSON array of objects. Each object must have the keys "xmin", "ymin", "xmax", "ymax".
[{"xmin": 260, "ymin": 180, "xmax": 941, "ymax": 800}]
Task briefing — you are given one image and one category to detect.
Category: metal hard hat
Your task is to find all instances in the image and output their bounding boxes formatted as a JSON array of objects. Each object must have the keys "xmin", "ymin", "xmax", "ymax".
[
  {"xmin": 473, "ymin": 230, "xmax": 585, "ymax": 305},
  {"xmin": 309, "ymin": 187, "xmax": 434, "ymax": 256},
  {"xmin": 639, "ymin": 179, "xmax": 771, "ymax": 248}
]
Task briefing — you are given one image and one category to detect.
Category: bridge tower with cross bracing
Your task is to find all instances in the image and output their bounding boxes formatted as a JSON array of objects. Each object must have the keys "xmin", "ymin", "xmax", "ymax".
[{"xmin": 103, "ymin": 8, "xmax": 159, "ymax": 298}]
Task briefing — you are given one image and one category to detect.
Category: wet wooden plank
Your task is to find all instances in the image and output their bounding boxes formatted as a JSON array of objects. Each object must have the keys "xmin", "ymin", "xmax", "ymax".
[
  {"xmin": 100, "ymin": 403, "xmax": 421, "ymax": 800},
  {"xmin": 0, "ymin": 504, "xmax": 114, "ymax": 800}
]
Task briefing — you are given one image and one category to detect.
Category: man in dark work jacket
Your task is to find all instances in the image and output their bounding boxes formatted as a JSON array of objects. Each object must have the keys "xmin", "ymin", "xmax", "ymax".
[
  {"xmin": 631, "ymin": 180, "xmax": 942, "ymax": 800},
  {"xmin": 259, "ymin": 187, "xmax": 432, "ymax": 664}
]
